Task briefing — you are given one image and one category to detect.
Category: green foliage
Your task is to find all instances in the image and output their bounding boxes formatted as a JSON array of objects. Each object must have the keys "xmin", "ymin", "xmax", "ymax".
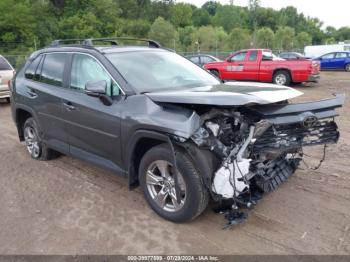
[
  {"xmin": 228, "ymin": 28, "xmax": 251, "ymax": 51},
  {"xmin": 149, "ymin": 17, "xmax": 178, "ymax": 48},
  {"xmin": 296, "ymin": 32, "xmax": 312, "ymax": 49},
  {"xmin": 256, "ymin": 27, "xmax": 274, "ymax": 48},
  {"xmin": 275, "ymin": 26, "xmax": 296, "ymax": 50},
  {"xmin": 170, "ymin": 3, "xmax": 192, "ymax": 27},
  {"xmin": 0, "ymin": 0, "xmax": 349, "ymax": 56},
  {"xmin": 213, "ymin": 5, "xmax": 243, "ymax": 32},
  {"xmin": 192, "ymin": 9, "xmax": 211, "ymax": 27}
]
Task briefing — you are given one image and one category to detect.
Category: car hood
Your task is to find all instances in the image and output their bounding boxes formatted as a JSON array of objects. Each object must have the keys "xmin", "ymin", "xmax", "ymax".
[{"xmin": 145, "ymin": 82, "xmax": 303, "ymax": 106}]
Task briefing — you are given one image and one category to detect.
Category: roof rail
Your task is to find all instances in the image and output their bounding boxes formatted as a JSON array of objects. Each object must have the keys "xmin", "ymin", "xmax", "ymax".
[
  {"xmin": 49, "ymin": 38, "xmax": 91, "ymax": 47},
  {"xmin": 50, "ymin": 37, "xmax": 161, "ymax": 48}
]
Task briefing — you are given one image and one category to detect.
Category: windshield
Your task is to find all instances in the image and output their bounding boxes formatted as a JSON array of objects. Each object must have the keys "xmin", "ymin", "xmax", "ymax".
[{"xmin": 106, "ymin": 51, "xmax": 220, "ymax": 93}]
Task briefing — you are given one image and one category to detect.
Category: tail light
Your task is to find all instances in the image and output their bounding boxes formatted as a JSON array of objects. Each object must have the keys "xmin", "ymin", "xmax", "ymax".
[{"xmin": 310, "ymin": 61, "xmax": 320, "ymax": 74}]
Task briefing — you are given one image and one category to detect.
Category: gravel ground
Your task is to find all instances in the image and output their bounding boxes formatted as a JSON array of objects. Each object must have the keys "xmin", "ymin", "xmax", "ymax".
[{"xmin": 0, "ymin": 71, "xmax": 349, "ymax": 255}]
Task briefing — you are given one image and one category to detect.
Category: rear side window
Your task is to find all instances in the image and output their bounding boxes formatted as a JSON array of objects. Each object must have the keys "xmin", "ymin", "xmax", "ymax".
[
  {"xmin": 336, "ymin": 52, "xmax": 347, "ymax": 58},
  {"xmin": 0, "ymin": 56, "xmax": 12, "ymax": 70},
  {"xmin": 249, "ymin": 51, "xmax": 258, "ymax": 61},
  {"xmin": 40, "ymin": 53, "xmax": 68, "ymax": 87},
  {"xmin": 201, "ymin": 56, "xmax": 214, "ymax": 64},
  {"xmin": 25, "ymin": 55, "xmax": 42, "ymax": 80},
  {"xmin": 189, "ymin": 56, "xmax": 199, "ymax": 64}
]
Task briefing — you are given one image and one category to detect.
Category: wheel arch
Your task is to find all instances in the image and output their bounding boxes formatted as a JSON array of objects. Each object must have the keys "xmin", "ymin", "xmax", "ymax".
[
  {"xmin": 127, "ymin": 130, "xmax": 170, "ymax": 189},
  {"xmin": 273, "ymin": 68, "xmax": 292, "ymax": 81},
  {"xmin": 15, "ymin": 106, "xmax": 36, "ymax": 141},
  {"xmin": 126, "ymin": 130, "xmax": 219, "ymax": 194}
]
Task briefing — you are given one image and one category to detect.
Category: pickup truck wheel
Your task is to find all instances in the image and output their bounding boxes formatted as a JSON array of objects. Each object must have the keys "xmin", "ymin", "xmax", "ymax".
[
  {"xmin": 273, "ymin": 71, "xmax": 291, "ymax": 86},
  {"xmin": 23, "ymin": 118, "xmax": 58, "ymax": 160},
  {"xmin": 345, "ymin": 64, "xmax": 350, "ymax": 72},
  {"xmin": 139, "ymin": 144, "xmax": 209, "ymax": 222}
]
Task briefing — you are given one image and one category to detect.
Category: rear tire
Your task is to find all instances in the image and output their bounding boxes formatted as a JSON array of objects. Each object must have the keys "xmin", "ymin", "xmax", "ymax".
[
  {"xmin": 273, "ymin": 70, "xmax": 291, "ymax": 86},
  {"xmin": 345, "ymin": 64, "xmax": 350, "ymax": 72},
  {"xmin": 23, "ymin": 117, "xmax": 58, "ymax": 160},
  {"xmin": 6, "ymin": 97, "xmax": 10, "ymax": 103},
  {"xmin": 139, "ymin": 144, "xmax": 209, "ymax": 222}
]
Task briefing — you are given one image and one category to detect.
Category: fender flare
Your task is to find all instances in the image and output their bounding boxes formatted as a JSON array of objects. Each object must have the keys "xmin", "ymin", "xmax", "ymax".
[
  {"xmin": 126, "ymin": 130, "xmax": 170, "ymax": 189},
  {"xmin": 14, "ymin": 104, "xmax": 41, "ymax": 141}
]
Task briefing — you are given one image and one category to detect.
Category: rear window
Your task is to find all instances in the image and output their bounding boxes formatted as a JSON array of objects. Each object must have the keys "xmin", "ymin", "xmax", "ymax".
[
  {"xmin": 25, "ymin": 55, "xmax": 42, "ymax": 80},
  {"xmin": 0, "ymin": 56, "xmax": 12, "ymax": 70},
  {"xmin": 40, "ymin": 53, "xmax": 68, "ymax": 87},
  {"xmin": 189, "ymin": 56, "xmax": 199, "ymax": 64}
]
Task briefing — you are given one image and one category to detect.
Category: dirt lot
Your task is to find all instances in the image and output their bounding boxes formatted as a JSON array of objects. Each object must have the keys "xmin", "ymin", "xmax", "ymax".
[{"xmin": 0, "ymin": 72, "xmax": 349, "ymax": 255}]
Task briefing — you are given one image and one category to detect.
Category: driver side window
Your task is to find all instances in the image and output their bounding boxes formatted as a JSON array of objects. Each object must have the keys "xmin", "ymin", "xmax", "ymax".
[
  {"xmin": 231, "ymin": 52, "xmax": 247, "ymax": 62},
  {"xmin": 70, "ymin": 54, "xmax": 120, "ymax": 96}
]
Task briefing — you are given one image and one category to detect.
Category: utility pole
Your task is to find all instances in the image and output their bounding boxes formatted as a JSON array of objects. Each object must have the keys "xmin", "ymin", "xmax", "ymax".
[{"xmin": 229, "ymin": 0, "xmax": 234, "ymax": 5}]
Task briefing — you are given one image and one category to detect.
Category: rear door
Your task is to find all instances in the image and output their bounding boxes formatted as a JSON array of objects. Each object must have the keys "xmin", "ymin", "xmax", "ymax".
[
  {"xmin": 241, "ymin": 50, "xmax": 259, "ymax": 80},
  {"xmin": 334, "ymin": 52, "xmax": 348, "ymax": 69},
  {"xmin": 222, "ymin": 51, "xmax": 247, "ymax": 80},
  {"xmin": 61, "ymin": 53, "xmax": 124, "ymax": 171},
  {"xmin": 23, "ymin": 52, "xmax": 70, "ymax": 154}
]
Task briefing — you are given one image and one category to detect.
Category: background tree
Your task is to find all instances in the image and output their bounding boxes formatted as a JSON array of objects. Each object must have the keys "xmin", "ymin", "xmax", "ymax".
[
  {"xmin": 192, "ymin": 8, "xmax": 211, "ymax": 27},
  {"xmin": 296, "ymin": 32, "xmax": 312, "ymax": 49},
  {"xmin": 275, "ymin": 26, "xmax": 296, "ymax": 50},
  {"xmin": 170, "ymin": 3, "xmax": 192, "ymax": 27},
  {"xmin": 213, "ymin": 5, "xmax": 243, "ymax": 32},
  {"xmin": 228, "ymin": 28, "xmax": 251, "ymax": 51},
  {"xmin": 256, "ymin": 27, "xmax": 274, "ymax": 48},
  {"xmin": 148, "ymin": 16, "xmax": 178, "ymax": 48}
]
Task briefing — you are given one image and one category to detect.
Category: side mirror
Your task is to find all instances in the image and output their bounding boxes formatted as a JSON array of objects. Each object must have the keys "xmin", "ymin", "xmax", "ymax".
[
  {"xmin": 85, "ymin": 80, "xmax": 107, "ymax": 96},
  {"xmin": 85, "ymin": 80, "xmax": 113, "ymax": 106}
]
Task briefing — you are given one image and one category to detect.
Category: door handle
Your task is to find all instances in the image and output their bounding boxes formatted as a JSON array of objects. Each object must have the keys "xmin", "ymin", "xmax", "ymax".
[
  {"xmin": 27, "ymin": 89, "xmax": 37, "ymax": 98},
  {"xmin": 63, "ymin": 101, "xmax": 76, "ymax": 111},
  {"xmin": 238, "ymin": 64, "xmax": 244, "ymax": 66}
]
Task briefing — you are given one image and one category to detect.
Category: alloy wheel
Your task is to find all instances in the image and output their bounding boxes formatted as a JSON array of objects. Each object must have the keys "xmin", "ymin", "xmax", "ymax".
[
  {"xmin": 275, "ymin": 74, "xmax": 287, "ymax": 85},
  {"xmin": 146, "ymin": 160, "xmax": 186, "ymax": 212},
  {"xmin": 24, "ymin": 126, "xmax": 40, "ymax": 158}
]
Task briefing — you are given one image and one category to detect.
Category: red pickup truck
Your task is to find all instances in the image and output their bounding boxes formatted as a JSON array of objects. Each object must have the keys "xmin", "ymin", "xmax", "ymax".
[{"xmin": 204, "ymin": 49, "xmax": 320, "ymax": 86}]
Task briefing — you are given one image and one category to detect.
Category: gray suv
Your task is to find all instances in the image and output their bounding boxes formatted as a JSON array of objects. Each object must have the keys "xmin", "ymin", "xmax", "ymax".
[{"xmin": 10, "ymin": 38, "xmax": 344, "ymax": 223}]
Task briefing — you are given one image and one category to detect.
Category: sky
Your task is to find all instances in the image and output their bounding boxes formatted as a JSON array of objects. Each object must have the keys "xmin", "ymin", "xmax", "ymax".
[{"xmin": 178, "ymin": 0, "xmax": 349, "ymax": 29}]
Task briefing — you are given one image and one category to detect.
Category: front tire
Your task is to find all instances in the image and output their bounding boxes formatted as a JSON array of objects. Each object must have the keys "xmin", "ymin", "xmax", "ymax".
[
  {"xmin": 273, "ymin": 70, "xmax": 291, "ymax": 86},
  {"xmin": 23, "ymin": 117, "xmax": 58, "ymax": 160},
  {"xmin": 139, "ymin": 144, "xmax": 209, "ymax": 222}
]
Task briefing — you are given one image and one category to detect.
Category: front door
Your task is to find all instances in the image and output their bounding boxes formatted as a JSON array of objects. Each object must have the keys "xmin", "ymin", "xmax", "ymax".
[
  {"xmin": 61, "ymin": 53, "xmax": 124, "ymax": 171},
  {"xmin": 320, "ymin": 53, "xmax": 336, "ymax": 69},
  {"xmin": 222, "ymin": 51, "xmax": 248, "ymax": 80}
]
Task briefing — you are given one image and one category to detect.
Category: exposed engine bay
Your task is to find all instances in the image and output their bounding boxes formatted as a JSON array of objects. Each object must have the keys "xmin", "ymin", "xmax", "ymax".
[{"xmin": 188, "ymin": 94, "xmax": 344, "ymax": 226}]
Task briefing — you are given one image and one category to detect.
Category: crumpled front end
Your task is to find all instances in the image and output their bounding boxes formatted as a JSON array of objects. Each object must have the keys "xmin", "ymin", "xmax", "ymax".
[{"xmin": 190, "ymin": 94, "xmax": 344, "ymax": 202}]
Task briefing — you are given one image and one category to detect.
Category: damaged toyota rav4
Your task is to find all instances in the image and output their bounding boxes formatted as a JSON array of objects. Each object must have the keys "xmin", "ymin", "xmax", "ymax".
[{"xmin": 10, "ymin": 38, "xmax": 344, "ymax": 223}]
